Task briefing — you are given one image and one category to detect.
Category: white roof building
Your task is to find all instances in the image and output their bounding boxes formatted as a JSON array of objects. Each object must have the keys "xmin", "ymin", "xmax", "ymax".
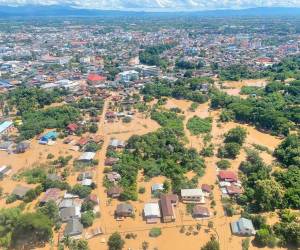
[
  {"xmin": 181, "ymin": 189, "xmax": 204, "ymax": 197},
  {"xmin": 144, "ymin": 203, "xmax": 161, "ymax": 218},
  {"xmin": 78, "ymin": 152, "xmax": 96, "ymax": 161},
  {"xmin": 181, "ymin": 188, "xmax": 205, "ymax": 203}
]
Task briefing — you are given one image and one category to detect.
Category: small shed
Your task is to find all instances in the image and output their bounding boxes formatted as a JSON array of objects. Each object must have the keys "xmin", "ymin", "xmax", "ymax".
[
  {"xmin": 231, "ymin": 218, "xmax": 256, "ymax": 236},
  {"xmin": 151, "ymin": 183, "xmax": 164, "ymax": 193},
  {"xmin": 12, "ymin": 185, "xmax": 31, "ymax": 199}
]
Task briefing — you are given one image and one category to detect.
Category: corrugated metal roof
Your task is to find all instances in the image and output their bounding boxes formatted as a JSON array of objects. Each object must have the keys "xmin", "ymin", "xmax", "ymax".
[{"xmin": 0, "ymin": 121, "xmax": 13, "ymax": 134}]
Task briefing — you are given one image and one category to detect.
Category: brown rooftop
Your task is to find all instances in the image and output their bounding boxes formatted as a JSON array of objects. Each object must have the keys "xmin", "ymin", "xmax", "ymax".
[{"xmin": 160, "ymin": 194, "xmax": 178, "ymax": 217}]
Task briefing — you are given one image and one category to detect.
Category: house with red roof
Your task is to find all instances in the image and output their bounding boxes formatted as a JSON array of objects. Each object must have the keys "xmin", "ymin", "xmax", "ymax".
[
  {"xmin": 66, "ymin": 123, "xmax": 79, "ymax": 134},
  {"xmin": 226, "ymin": 186, "xmax": 243, "ymax": 196},
  {"xmin": 218, "ymin": 170, "xmax": 238, "ymax": 182},
  {"xmin": 87, "ymin": 73, "xmax": 106, "ymax": 85},
  {"xmin": 76, "ymin": 137, "xmax": 89, "ymax": 147}
]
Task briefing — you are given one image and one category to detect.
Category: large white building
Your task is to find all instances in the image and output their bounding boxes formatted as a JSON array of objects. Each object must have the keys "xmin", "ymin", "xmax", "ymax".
[
  {"xmin": 119, "ymin": 70, "xmax": 139, "ymax": 83},
  {"xmin": 181, "ymin": 188, "xmax": 205, "ymax": 204}
]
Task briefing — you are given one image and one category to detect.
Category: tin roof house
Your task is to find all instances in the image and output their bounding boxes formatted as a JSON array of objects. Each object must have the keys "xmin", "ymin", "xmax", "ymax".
[{"xmin": 231, "ymin": 218, "xmax": 256, "ymax": 236}]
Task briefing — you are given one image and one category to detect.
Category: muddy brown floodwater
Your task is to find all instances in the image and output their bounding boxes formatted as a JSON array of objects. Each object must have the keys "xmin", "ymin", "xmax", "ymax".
[{"xmin": 0, "ymin": 95, "xmax": 286, "ymax": 250}]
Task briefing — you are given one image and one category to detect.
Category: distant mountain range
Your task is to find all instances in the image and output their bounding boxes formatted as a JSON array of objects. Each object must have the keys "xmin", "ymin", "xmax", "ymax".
[{"xmin": 0, "ymin": 5, "xmax": 300, "ymax": 18}]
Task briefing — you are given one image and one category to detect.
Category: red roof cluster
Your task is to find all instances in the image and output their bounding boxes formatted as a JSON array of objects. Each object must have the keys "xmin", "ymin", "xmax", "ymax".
[
  {"xmin": 67, "ymin": 123, "xmax": 78, "ymax": 132},
  {"xmin": 226, "ymin": 186, "xmax": 243, "ymax": 195},
  {"xmin": 256, "ymin": 57, "xmax": 272, "ymax": 63},
  {"xmin": 87, "ymin": 73, "xmax": 106, "ymax": 82}
]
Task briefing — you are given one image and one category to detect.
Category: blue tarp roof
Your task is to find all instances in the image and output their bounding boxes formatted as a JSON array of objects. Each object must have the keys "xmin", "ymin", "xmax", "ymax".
[{"xmin": 41, "ymin": 131, "xmax": 58, "ymax": 140}]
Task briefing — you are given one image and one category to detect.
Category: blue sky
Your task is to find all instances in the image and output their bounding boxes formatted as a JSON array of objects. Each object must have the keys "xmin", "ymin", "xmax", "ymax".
[{"xmin": 0, "ymin": 0, "xmax": 299, "ymax": 10}]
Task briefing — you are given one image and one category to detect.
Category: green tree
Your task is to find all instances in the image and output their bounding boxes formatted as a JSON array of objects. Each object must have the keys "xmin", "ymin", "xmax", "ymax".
[
  {"xmin": 201, "ymin": 237, "xmax": 220, "ymax": 250},
  {"xmin": 254, "ymin": 228, "xmax": 277, "ymax": 248},
  {"xmin": 224, "ymin": 126, "xmax": 247, "ymax": 145},
  {"xmin": 71, "ymin": 184, "xmax": 91, "ymax": 198},
  {"xmin": 254, "ymin": 179, "xmax": 284, "ymax": 212},
  {"xmin": 108, "ymin": 232, "xmax": 125, "ymax": 250},
  {"xmin": 80, "ymin": 211, "xmax": 95, "ymax": 228},
  {"xmin": 11, "ymin": 212, "xmax": 52, "ymax": 248},
  {"xmin": 38, "ymin": 201, "xmax": 60, "ymax": 227}
]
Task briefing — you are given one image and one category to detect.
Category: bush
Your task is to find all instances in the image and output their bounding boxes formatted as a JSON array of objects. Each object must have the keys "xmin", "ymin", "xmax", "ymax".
[
  {"xmin": 80, "ymin": 211, "xmax": 95, "ymax": 228},
  {"xmin": 89, "ymin": 123, "xmax": 98, "ymax": 133},
  {"xmin": 216, "ymin": 159, "xmax": 231, "ymax": 169},
  {"xmin": 122, "ymin": 117, "xmax": 132, "ymax": 123},
  {"xmin": 149, "ymin": 228, "xmax": 162, "ymax": 237},
  {"xmin": 138, "ymin": 187, "xmax": 146, "ymax": 194},
  {"xmin": 219, "ymin": 110, "xmax": 234, "ymax": 122},
  {"xmin": 189, "ymin": 102, "xmax": 199, "ymax": 112},
  {"xmin": 200, "ymin": 144, "xmax": 214, "ymax": 157},
  {"xmin": 6, "ymin": 194, "xmax": 18, "ymax": 204},
  {"xmin": 47, "ymin": 153, "xmax": 54, "ymax": 159},
  {"xmin": 242, "ymin": 238, "xmax": 250, "ymax": 250},
  {"xmin": 85, "ymin": 142, "xmax": 100, "ymax": 152},
  {"xmin": 201, "ymin": 237, "xmax": 220, "ymax": 250},
  {"xmin": 71, "ymin": 184, "xmax": 91, "ymax": 198},
  {"xmin": 254, "ymin": 228, "xmax": 277, "ymax": 248}
]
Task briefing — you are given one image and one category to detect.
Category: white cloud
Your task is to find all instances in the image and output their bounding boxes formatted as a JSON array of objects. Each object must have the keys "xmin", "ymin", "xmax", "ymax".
[{"xmin": 0, "ymin": 0, "xmax": 299, "ymax": 10}]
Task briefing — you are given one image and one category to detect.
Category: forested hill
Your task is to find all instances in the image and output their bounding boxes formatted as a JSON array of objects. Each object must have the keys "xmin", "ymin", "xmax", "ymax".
[{"xmin": 1, "ymin": 6, "xmax": 300, "ymax": 18}]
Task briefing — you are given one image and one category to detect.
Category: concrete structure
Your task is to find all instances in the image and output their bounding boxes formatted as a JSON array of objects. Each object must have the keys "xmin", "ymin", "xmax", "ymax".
[
  {"xmin": 119, "ymin": 70, "xmax": 139, "ymax": 83},
  {"xmin": 181, "ymin": 189, "xmax": 205, "ymax": 203}
]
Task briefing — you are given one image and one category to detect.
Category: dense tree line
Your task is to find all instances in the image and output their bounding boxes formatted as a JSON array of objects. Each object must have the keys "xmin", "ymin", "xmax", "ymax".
[
  {"xmin": 8, "ymin": 86, "xmax": 68, "ymax": 114},
  {"xmin": 210, "ymin": 80, "xmax": 300, "ymax": 135},
  {"xmin": 142, "ymin": 77, "xmax": 211, "ymax": 103},
  {"xmin": 219, "ymin": 64, "xmax": 267, "ymax": 81},
  {"xmin": 219, "ymin": 56, "xmax": 300, "ymax": 81},
  {"xmin": 19, "ymin": 105, "xmax": 81, "ymax": 139},
  {"xmin": 238, "ymin": 149, "xmax": 299, "ymax": 212},
  {"xmin": 112, "ymin": 110, "xmax": 205, "ymax": 200},
  {"xmin": 139, "ymin": 43, "xmax": 174, "ymax": 68},
  {"xmin": 0, "ymin": 205, "xmax": 55, "ymax": 249}
]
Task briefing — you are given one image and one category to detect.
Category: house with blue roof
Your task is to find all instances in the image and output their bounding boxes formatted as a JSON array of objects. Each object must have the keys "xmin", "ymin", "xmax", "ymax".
[
  {"xmin": 0, "ymin": 121, "xmax": 13, "ymax": 135},
  {"xmin": 231, "ymin": 217, "xmax": 256, "ymax": 236},
  {"xmin": 0, "ymin": 80, "xmax": 13, "ymax": 89},
  {"xmin": 151, "ymin": 183, "xmax": 164, "ymax": 194},
  {"xmin": 39, "ymin": 131, "xmax": 58, "ymax": 145}
]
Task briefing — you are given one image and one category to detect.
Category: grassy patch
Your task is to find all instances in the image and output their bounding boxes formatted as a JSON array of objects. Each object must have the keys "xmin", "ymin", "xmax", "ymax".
[{"xmin": 187, "ymin": 116, "xmax": 212, "ymax": 135}]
